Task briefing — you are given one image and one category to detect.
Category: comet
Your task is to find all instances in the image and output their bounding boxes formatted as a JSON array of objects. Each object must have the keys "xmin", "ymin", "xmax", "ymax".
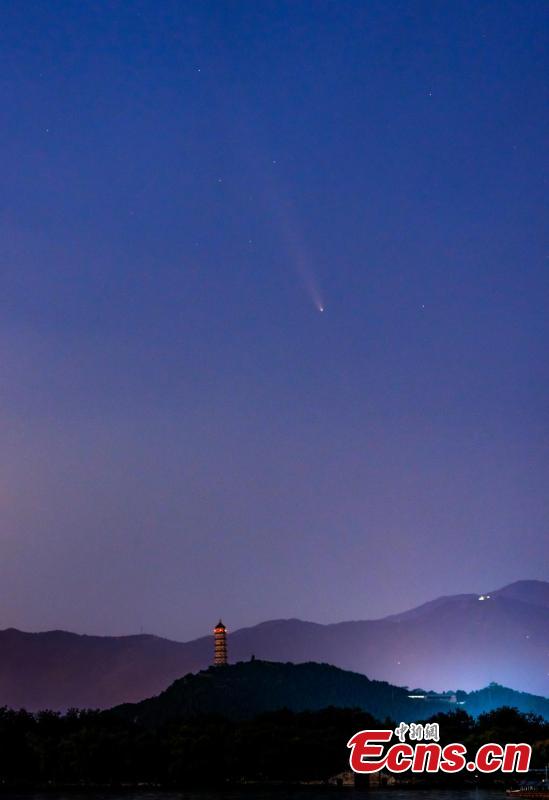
[{"xmin": 248, "ymin": 155, "xmax": 325, "ymax": 314}]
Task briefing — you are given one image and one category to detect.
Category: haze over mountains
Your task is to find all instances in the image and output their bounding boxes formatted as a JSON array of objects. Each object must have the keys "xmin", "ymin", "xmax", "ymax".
[{"xmin": 1, "ymin": 580, "xmax": 547, "ymax": 711}]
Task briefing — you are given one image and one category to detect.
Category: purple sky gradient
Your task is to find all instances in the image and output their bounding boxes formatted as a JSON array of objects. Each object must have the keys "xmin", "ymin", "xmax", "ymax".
[{"xmin": 0, "ymin": 1, "xmax": 547, "ymax": 640}]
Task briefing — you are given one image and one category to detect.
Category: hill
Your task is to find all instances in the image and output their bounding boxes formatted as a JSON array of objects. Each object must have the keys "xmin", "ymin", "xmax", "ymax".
[
  {"xmin": 1, "ymin": 579, "xmax": 547, "ymax": 710},
  {"xmin": 113, "ymin": 659, "xmax": 549, "ymax": 725}
]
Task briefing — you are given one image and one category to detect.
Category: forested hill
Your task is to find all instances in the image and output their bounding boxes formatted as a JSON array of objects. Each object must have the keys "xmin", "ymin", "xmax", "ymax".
[{"xmin": 113, "ymin": 659, "xmax": 549, "ymax": 725}]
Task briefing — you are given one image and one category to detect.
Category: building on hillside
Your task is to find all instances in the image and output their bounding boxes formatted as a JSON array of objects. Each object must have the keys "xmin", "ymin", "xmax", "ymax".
[{"xmin": 408, "ymin": 691, "xmax": 457, "ymax": 703}]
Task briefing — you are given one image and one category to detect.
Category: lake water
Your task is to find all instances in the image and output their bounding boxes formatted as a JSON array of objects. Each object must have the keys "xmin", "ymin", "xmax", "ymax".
[{"xmin": 6, "ymin": 790, "xmax": 508, "ymax": 800}]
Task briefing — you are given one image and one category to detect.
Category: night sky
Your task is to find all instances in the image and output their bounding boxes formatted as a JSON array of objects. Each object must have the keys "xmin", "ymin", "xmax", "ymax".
[{"xmin": 1, "ymin": 1, "xmax": 547, "ymax": 641}]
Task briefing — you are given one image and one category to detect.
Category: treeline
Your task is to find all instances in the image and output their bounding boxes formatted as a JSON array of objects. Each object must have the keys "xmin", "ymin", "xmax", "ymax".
[{"xmin": 0, "ymin": 705, "xmax": 548, "ymax": 789}]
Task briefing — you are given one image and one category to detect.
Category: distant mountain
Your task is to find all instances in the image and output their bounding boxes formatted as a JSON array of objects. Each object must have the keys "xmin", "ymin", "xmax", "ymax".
[
  {"xmin": 490, "ymin": 579, "xmax": 549, "ymax": 608},
  {"xmin": 113, "ymin": 660, "xmax": 549, "ymax": 726},
  {"xmin": 1, "ymin": 580, "xmax": 547, "ymax": 711},
  {"xmin": 382, "ymin": 580, "xmax": 549, "ymax": 622},
  {"xmin": 0, "ymin": 627, "xmax": 210, "ymax": 711}
]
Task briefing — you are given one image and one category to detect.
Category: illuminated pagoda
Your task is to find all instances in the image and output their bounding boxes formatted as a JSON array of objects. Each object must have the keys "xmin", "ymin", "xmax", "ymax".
[{"xmin": 213, "ymin": 619, "xmax": 228, "ymax": 665}]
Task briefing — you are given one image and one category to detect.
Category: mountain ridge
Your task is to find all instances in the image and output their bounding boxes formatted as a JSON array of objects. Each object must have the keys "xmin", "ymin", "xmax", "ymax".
[{"xmin": 1, "ymin": 579, "xmax": 547, "ymax": 710}]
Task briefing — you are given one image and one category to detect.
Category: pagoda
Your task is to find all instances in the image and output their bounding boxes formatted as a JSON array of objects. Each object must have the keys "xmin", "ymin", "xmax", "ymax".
[{"xmin": 213, "ymin": 619, "xmax": 228, "ymax": 665}]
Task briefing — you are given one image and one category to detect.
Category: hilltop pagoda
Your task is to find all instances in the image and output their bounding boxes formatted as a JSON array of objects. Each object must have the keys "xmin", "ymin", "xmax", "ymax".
[{"xmin": 213, "ymin": 619, "xmax": 228, "ymax": 665}]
